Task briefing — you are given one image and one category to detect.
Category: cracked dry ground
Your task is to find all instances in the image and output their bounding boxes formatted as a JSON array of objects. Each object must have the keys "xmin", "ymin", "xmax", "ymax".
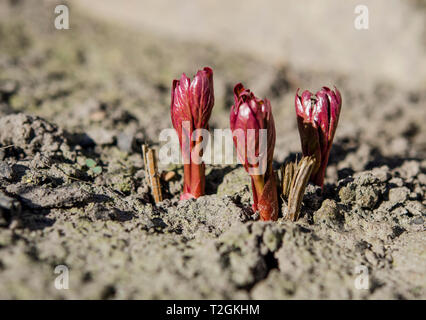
[{"xmin": 0, "ymin": 1, "xmax": 425, "ymax": 299}]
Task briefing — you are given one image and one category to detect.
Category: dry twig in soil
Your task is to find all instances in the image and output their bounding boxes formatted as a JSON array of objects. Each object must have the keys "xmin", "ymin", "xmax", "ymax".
[
  {"xmin": 281, "ymin": 156, "xmax": 315, "ymax": 221},
  {"xmin": 142, "ymin": 144, "xmax": 163, "ymax": 203}
]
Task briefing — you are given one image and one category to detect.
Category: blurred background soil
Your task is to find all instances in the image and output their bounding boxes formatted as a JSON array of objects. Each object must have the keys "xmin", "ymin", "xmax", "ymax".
[{"xmin": 0, "ymin": 0, "xmax": 424, "ymax": 299}]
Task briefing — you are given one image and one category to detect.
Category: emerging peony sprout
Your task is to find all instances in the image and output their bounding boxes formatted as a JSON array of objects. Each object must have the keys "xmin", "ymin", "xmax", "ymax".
[
  {"xmin": 230, "ymin": 83, "xmax": 278, "ymax": 221},
  {"xmin": 171, "ymin": 67, "xmax": 214, "ymax": 200},
  {"xmin": 295, "ymin": 86, "xmax": 342, "ymax": 188}
]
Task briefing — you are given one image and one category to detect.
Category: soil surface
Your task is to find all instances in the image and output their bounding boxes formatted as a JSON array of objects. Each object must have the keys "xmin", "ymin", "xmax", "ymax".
[{"xmin": 0, "ymin": 0, "xmax": 425, "ymax": 299}]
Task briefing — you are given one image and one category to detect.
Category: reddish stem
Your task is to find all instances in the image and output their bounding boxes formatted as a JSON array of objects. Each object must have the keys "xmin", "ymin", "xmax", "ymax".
[
  {"xmin": 311, "ymin": 146, "xmax": 330, "ymax": 188},
  {"xmin": 181, "ymin": 136, "xmax": 206, "ymax": 199},
  {"xmin": 250, "ymin": 170, "xmax": 278, "ymax": 221}
]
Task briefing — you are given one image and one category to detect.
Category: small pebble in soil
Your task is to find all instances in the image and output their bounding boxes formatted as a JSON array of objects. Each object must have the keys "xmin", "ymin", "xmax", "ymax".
[
  {"xmin": 388, "ymin": 187, "xmax": 410, "ymax": 204},
  {"xmin": 313, "ymin": 199, "xmax": 343, "ymax": 228}
]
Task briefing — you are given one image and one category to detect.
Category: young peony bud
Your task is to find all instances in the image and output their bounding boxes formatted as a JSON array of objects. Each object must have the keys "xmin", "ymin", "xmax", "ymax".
[
  {"xmin": 171, "ymin": 67, "xmax": 214, "ymax": 199},
  {"xmin": 295, "ymin": 86, "xmax": 342, "ymax": 188},
  {"xmin": 230, "ymin": 83, "xmax": 278, "ymax": 221}
]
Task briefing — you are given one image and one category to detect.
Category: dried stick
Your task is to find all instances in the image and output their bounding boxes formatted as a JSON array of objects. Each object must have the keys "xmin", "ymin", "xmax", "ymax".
[
  {"xmin": 281, "ymin": 160, "xmax": 297, "ymax": 199},
  {"xmin": 142, "ymin": 144, "xmax": 163, "ymax": 203},
  {"xmin": 286, "ymin": 156, "xmax": 315, "ymax": 221},
  {"xmin": 280, "ymin": 156, "xmax": 315, "ymax": 221}
]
